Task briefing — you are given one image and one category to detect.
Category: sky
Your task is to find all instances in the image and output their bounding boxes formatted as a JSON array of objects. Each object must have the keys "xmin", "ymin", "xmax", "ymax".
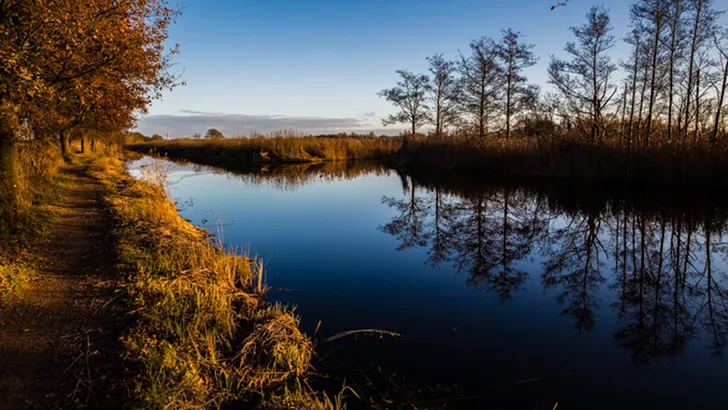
[{"xmin": 136, "ymin": 0, "xmax": 640, "ymax": 138}]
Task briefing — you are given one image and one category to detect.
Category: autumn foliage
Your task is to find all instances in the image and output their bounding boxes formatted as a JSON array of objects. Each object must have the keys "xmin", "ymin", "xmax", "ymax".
[{"xmin": 0, "ymin": 0, "xmax": 180, "ymax": 228}]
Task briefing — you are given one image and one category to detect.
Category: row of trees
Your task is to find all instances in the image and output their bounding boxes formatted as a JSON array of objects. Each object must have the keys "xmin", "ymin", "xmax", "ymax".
[
  {"xmin": 0, "ymin": 0, "xmax": 180, "ymax": 227},
  {"xmin": 380, "ymin": 1, "xmax": 728, "ymax": 150},
  {"xmin": 379, "ymin": 27, "xmax": 536, "ymax": 141}
]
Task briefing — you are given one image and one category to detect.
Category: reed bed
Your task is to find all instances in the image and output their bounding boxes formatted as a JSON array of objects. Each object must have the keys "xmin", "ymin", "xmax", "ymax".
[
  {"xmin": 400, "ymin": 135, "xmax": 728, "ymax": 187},
  {"xmin": 89, "ymin": 150, "xmax": 344, "ymax": 409},
  {"xmin": 128, "ymin": 133, "xmax": 400, "ymax": 168}
]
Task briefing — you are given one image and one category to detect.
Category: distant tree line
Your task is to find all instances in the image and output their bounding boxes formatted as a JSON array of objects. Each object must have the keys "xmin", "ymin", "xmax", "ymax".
[{"xmin": 379, "ymin": 1, "xmax": 728, "ymax": 152}]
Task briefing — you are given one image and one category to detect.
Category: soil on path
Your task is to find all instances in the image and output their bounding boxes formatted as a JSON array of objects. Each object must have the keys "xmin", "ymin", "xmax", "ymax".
[{"xmin": 0, "ymin": 162, "xmax": 126, "ymax": 409}]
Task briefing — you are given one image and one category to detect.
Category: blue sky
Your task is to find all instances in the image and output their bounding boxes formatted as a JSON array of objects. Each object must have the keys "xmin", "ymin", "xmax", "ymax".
[{"xmin": 137, "ymin": 0, "xmax": 638, "ymax": 137}]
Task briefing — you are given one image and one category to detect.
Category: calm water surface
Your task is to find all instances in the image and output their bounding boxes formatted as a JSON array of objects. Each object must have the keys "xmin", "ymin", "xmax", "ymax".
[{"xmin": 129, "ymin": 157, "xmax": 728, "ymax": 409}]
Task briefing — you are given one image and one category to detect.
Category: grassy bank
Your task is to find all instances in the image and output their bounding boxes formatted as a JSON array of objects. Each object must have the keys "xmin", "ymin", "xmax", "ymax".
[
  {"xmin": 398, "ymin": 136, "xmax": 728, "ymax": 187},
  {"xmin": 128, "ymin": 134, "xmax": 400, "ymax": 168},
  {"xmin": 0, "ymin": 141, "xmax": 63, "ymax": 297},
  {"xmin": 90, "ymin": 151, "xmax": 344, "ymax": 409}
]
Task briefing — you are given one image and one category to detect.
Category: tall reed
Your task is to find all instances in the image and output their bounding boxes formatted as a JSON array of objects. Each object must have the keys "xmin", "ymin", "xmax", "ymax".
[{"xmin": 399, "ymin": 134, "xmax": 728, "ymax": 187}]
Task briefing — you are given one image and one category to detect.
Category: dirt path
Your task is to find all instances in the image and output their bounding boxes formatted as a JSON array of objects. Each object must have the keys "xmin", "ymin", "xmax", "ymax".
[{"xmin": 0, "ymin": 163, "xmax": 125, "ymax": 409}]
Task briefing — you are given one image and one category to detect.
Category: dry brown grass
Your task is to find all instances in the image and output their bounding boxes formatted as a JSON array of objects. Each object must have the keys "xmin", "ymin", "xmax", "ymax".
[
  {"xmin": 0, "ymin": 140, "xmax": 63, "ymax": 297},
  {"xmin": 89, "ymin": 150, "xmax": 344, "ymax": 409}
]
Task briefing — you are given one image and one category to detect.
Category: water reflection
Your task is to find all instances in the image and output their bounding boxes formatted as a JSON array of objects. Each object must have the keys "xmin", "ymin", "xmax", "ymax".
[
  {"xmin": 380, "ymin": 168, "xmax": 728, "ymax": 364},
  {"xmin": 191, "ymin": 160, "xmax": 392, "ymax": 192},
  {"xmin": 129, "ymin": 156, "xmax": 728, "ymax": 408}
]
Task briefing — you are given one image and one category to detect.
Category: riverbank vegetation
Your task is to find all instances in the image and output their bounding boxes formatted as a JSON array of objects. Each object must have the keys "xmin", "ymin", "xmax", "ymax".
[
  {"xmin": 378, "ymin": 1, "xmax": 728, "ymax": 186},
  {"xmin": 129, "ymin": 132, "xmax": 400, "ymax": 167},
  {"xmin": 0, "ymin": 1, "xmax": 345, "ymax": 407},
  {"xmin": 0, "ymin": 141, "xmax": 63, "ymax": 297},
  {"xmin": 0, "ymin": 0, "xmax": 180, "ymax": 236},
  {"xmin": 90, "ymin": 151, "xmax": 342, "ymax": 409}
]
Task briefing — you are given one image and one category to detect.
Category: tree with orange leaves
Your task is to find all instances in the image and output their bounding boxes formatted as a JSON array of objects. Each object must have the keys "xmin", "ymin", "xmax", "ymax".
[{"xmin": 0, "ymin": 0, "xmax": 180, "ymax": 227}]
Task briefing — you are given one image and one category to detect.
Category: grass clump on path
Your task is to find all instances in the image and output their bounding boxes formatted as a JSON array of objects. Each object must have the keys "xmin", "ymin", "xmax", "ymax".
[{"xmin": 90, "ymin": 151, "xmax": 342, "ymax": 409}]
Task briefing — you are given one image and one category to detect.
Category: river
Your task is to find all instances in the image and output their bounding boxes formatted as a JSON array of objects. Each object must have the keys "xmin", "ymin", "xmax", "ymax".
[{"xmin": 128, "ymin": 156, "xmax": 728, "ymax": 410}]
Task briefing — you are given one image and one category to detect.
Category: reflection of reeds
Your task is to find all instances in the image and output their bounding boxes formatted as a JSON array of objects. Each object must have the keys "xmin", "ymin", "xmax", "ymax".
[
  {"xmin": 229, "ymin": 161, "xmax": 392, "ymax": 192},
  {"xmin": 152, "ymin": 154, "xmax": 393, "ymax": 192}
]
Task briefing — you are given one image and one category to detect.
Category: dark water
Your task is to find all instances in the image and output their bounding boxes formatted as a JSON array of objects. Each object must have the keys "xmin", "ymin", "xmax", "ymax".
[{"xmin": 129, "ymin": 157, "xmax": 728, "ymax": 409}]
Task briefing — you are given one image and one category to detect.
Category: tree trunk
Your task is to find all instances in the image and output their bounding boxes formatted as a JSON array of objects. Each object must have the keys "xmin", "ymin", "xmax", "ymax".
[
  {"xmin": 60, "ymin": 131, "xmax": 72, "ymax": 160},
  {"xmin": 621, "ymin": 83, "xmax": 628, "ymax": 147},
  {"xmin": 637, "ymin": 62, "xmax": 649, "ymax": 146},
  {"xmin": 711, "ymin": 55, "xmax": 728, "ymax": 150},
  {"xmin": 667, "ymin": 3, "xmax": 682, "ymax": 144},
  {"xmin": 627, "ymin": 42, "xmax": 640, "ymax": 150},
  {"xmin": 644, "ymin": 18, "xmax": 662, "ymax": 147},
  {"xmin": 506, "ymin": 69, "xmax": 512, "ymax": 141},
  {"xmin": 684, "ymin": 2, "xmax": 702, "ymax": 141},
  {"xmin": 695, "ymin": 66, "xmax": 701, "ymax": 143},
  {"xmin": 0, "ymin": 101, "xmax": 20, "ymax": 232},
  {"xmin": 0, "ymin": 133, "xmax": 18, "ymax": 229}
]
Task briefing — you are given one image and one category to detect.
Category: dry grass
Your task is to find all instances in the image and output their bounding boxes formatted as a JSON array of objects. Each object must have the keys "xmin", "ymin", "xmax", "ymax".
[
  {"xmin": 0, "ymin": 140, "xmax": 63, "ymax": 297},
  {"xmin": 127, "ymin": 132, "xmax": 400, "ymax": 169},
  {"xmin": 89, "ymin": 149, "xmax": 344, "ymax": 409}
]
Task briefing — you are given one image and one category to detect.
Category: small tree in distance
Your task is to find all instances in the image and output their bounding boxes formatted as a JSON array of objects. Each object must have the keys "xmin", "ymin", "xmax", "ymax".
[{"xmin": 205, "ymin": 128, "xmax": 225, "ymax": 140}]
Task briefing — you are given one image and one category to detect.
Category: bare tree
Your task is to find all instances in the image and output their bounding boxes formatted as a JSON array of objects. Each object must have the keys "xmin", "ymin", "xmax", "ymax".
[
  {"xmin": 548, "ymin": 6, "xmax": 617, "ymax": 144},
  {"xmin": 631, "ymin": 0, "xmax": 669, "ymax": 146},
  {"xmin": 378, "ymin": 70, "xmax": 430, "ymax": 140},
  {"xmin": 426, "ymin": 54, "xmax": 460, "ymax": 138},
  {"xmin": 496, "ymin": 29, "xmax": 537, "ymax": 141},
  {"xmin": 459, "ymin": 37, "xmax": 502, "ymax": 139},
  {"xmin": 683, "ymin": 0, "xmax": 719, "ymax": 141},
  {"xmin": 665, "ymin": 0, "xmax": 689, "ymax": 142},
  {"xmin": 711, "ymin": 28, "xmax": 728, "ymax": 148}
]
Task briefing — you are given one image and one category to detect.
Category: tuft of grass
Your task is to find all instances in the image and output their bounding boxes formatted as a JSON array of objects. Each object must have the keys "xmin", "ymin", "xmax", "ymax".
[
  {"xmin": 89, "ymin": 150, "xmax": 345, "ymax": 409},
  {"xmin": 0, "ymin": 262, "xmax": 32, "ymax": 299}
]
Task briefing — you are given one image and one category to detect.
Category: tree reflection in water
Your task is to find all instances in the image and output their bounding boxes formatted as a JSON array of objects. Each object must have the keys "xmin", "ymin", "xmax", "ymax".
[
  {"xmin": 379, "ymin": 168, "xmax": 728, "ymax": 364},
  {"xmin": 175, "ymin": 157, "xmax": 728, "ymax": 366}
]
